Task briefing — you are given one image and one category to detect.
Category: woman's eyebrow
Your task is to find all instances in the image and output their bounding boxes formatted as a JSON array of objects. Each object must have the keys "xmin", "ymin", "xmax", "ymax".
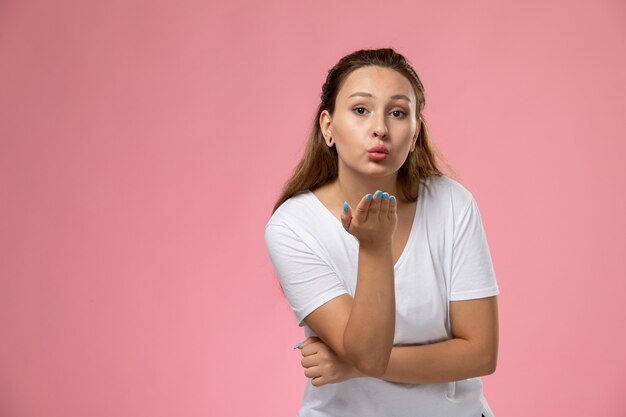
[{"xmin": 347, "ymin": 91, "xmax": 412, "ymax": 103}]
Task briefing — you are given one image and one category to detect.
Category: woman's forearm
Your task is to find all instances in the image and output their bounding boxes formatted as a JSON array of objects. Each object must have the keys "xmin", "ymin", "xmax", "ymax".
[
  {"xmin": 343, "ymin": 242, "xmax": 395, "ymax": 377},
  {"xmin": 351, "ymin": 339, "xmax": 495, "ymax": 383}
]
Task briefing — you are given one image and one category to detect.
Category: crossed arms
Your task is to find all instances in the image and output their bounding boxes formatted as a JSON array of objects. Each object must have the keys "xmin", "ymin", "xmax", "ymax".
[{"xmin": 303, "ymin": 292, "xmax": 499, "ymax": 384}]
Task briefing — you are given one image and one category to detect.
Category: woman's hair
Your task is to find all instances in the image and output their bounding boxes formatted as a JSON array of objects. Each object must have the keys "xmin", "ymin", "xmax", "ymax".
[{"xmin": 271, "ymin": 47, "xmax": 456, "ymax": 214}]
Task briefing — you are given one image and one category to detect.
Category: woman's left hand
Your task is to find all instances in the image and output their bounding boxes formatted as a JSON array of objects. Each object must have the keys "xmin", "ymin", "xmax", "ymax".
[{"xmin": 296, "ymin": 336, "xmax": 364, "ymax": 387}]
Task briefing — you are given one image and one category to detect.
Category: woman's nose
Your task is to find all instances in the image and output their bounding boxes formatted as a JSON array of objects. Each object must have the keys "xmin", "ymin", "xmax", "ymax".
[{"xmin": 372, "ymin": 112, "xmax": 388, "ymax": 138}]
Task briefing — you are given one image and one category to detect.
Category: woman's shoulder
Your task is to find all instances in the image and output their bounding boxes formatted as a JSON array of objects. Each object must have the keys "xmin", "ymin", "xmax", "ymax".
[
  {"xmin": 422, "ymin": 174, "xmax": 474, "ymax": 213},
  {"xmin": 266, "ymin": 190, "xmax": 314, "ymax": 229},
  {"xmin": 264, "ymin": 190, "xmax": 333, "ymax": 252}
]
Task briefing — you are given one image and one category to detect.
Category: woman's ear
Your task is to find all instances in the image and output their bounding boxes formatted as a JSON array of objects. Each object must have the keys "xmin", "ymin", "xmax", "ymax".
[
  {"xmin": 411, "ymin": 117, "xmax": 422, "ymax": 151},
  {"xmin": 319, "ymin": 110, "xmax": 333, "ymax": 146}
]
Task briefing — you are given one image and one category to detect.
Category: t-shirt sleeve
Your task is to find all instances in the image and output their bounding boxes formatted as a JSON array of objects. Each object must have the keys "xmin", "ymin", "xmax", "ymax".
[
  {"xmin": 264, "ymin": 223, "xmax": 349, "ymax": 327},
  {"xmin": 450, "ymin": 196, "xmax": 500, "ymax": 301}
]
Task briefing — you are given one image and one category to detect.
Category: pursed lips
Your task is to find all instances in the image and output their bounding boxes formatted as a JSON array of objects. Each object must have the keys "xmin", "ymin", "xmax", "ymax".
[{"xmin": 367, "ymin": 145, "xmax": 389, "ymax": 154}]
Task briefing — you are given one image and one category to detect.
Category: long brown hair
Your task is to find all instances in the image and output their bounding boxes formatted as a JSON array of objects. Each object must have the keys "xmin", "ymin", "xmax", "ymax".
[{"xmin": 271, "ymin": 48, "xmax": 456, "ymax": 214}]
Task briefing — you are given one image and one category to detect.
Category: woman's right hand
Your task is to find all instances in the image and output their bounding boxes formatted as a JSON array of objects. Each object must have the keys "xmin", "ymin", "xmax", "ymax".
[{"xmin": 340, "ymin": 190, "xmax": 397, "ymax": 248}]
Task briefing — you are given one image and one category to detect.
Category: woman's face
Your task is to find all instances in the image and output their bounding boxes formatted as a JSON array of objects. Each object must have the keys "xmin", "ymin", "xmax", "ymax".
[{"xmin": 320, "ymin": 65, "xmax": 420, "ymax": 178}]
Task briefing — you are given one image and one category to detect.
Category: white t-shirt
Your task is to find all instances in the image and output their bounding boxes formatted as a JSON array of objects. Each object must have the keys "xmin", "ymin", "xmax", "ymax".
[{"xmin": 264, "ymin": 174, "xmax": 500, "ymax": 417}]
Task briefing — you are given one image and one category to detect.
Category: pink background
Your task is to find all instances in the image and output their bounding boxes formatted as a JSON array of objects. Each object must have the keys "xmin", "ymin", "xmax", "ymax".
[{"xmin": 1, "ymin": 0, "xmax": 624, "ymax": 416}]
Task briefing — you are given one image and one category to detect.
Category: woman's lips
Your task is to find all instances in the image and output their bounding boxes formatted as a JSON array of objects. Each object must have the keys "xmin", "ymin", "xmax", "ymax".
[
  {"xmin": 368, "ymin": 152, "xmax": 388, "ymax": 161},
  {"xmin": 368, "ymin": 145, "xmax": 389, "ymax": 153},
  {"xmin": 367, "ymin": 144, "xmax": 389, "ymax": 161}
]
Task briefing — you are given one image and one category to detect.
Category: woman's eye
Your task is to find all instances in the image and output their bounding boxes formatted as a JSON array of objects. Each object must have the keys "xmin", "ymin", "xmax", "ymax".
[{"xmin": 352, "ymin": 108, "xmax": 406, "ymax": 118}]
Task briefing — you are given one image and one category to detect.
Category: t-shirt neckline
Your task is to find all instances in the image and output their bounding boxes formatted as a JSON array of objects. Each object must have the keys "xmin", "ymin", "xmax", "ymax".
[{"xmin": 305, "ymin": 189, "xmax": 421, "ymax": 270}]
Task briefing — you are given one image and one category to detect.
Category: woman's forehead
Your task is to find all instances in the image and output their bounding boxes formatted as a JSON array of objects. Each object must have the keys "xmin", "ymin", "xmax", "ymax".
[{"xmin": 339, "ymin": 66, "xmax": 415, "ymax": 102}]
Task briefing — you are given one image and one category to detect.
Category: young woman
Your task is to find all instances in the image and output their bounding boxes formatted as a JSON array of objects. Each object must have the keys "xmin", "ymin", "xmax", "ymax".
[{"xmin": 264, "ymin": 48, "xmax": 499, "ymax": 417}]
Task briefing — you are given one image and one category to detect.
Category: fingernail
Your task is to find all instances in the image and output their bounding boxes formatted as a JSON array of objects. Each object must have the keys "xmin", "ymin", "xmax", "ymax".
[
  {"xmin": 390, "ymin": 195, "xmax": 396, "ymax": 203},
  {"xmin": 382, "ymin": 193, "xmax": 388, "ymax": 200},
  {"xmin": 366, "ymin": 194, "xmax": 372, "ymax": 202},
  {"xmin": 375, "ymin": 191, "xmax": 382, "ymax": 199},
  {"xmin": 343, "ymin": 201, "xmax": 348, "ymax": 212},
  {"xmin": 293, "ymin": 341, "xmax": 304, "ymax": 349}
]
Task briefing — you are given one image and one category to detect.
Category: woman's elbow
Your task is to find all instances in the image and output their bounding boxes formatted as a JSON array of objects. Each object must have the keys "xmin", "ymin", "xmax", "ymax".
[
  {"xmin": 344, "ymin": 341, "xmax": 389, "ymax": 377},
  {"xmin": 353, "ymin": 356, "xmax": 388, "ymax": 377},
  {"xmin": 488, "ymin": 356, "xmax": 498, "ymax": 374},
  {"xmin": 483, "ymin": 352, "xmax": 498, "ymax": 375}
]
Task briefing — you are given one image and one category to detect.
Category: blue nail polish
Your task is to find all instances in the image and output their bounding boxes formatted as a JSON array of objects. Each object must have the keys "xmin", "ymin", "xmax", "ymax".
[
  {"xmin": 366, "ymin": 194, "xmax": 372, "ymax": 202},
  {"xmin": 382, "ymin": 193, "xmax": 388, "ymax": 200},
  {"xmin": 293, "ymin": 341, "xmax": 304, "ymax": 349},
  {"xmin": 390, "ymin": 196, "xmax": 395, "ymax": 203},
  {"xmin": 375, "ymin": 191, "xmax": 382, "ymax": 199},
  {"xmin": 343, "ymin": 201, "xmax": 348, "ymax": 212}
]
